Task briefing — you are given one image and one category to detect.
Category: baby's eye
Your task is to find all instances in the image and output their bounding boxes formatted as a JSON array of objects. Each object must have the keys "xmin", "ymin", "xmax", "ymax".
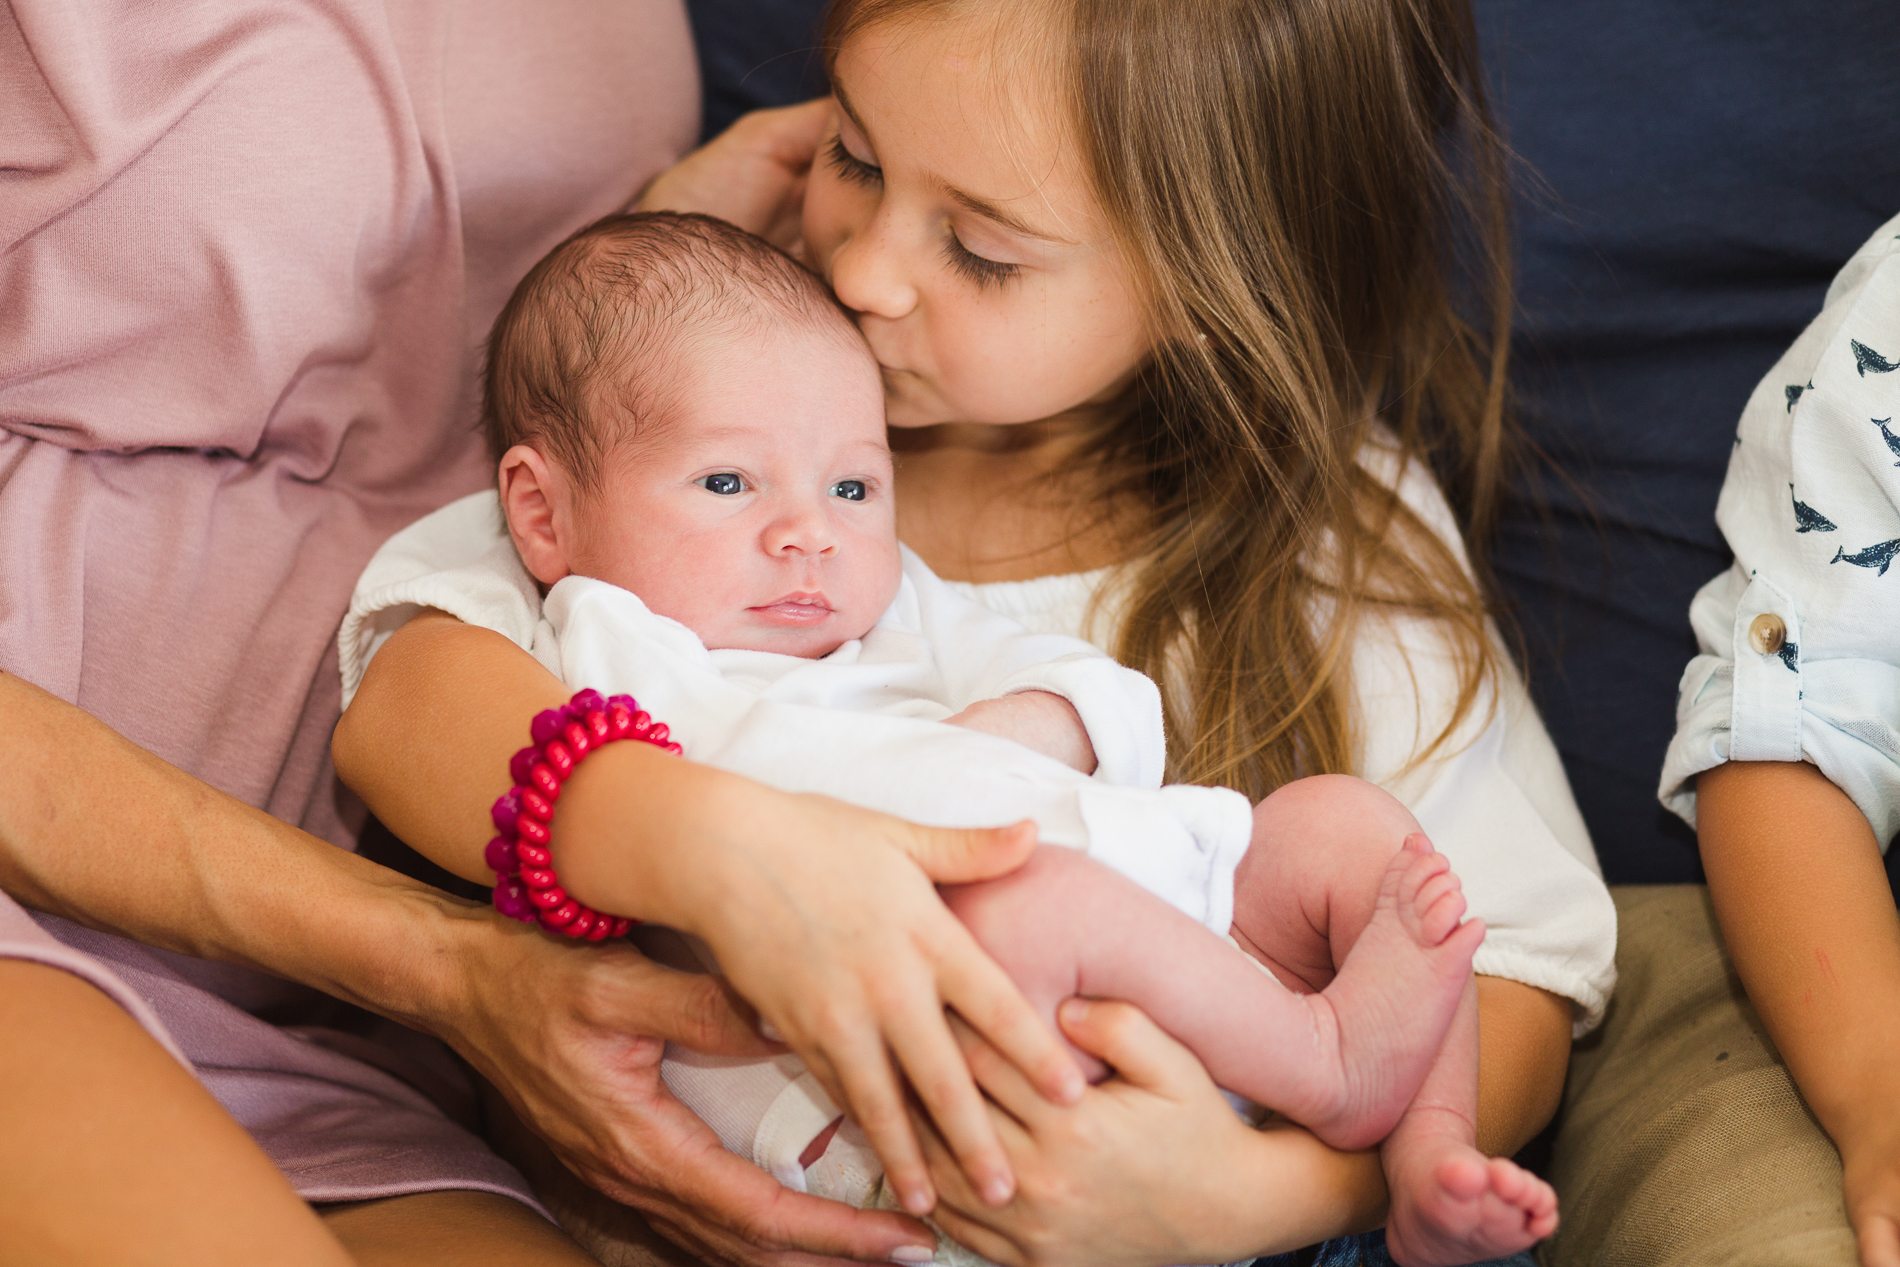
[
  {"xmin": 829, "ymin": 479, "xmax": 868, "ymax": 502},
  {"xmin": 697, "ymin": 473, "xmax": 747, "ymax": 495}
]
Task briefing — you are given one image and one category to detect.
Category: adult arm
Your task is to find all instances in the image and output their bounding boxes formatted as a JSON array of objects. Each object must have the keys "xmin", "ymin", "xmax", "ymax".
[
  {"xmin": 1697, "ymin": 760, "xmax": 1900, "ymax": 1267},
  {"xmin": 335, "ymin": 612, "xmax": 1086, "ymax": 1224},
  {"xmin": 3, "ymin": 668, "xmax": 955, "ymax": 1266}
]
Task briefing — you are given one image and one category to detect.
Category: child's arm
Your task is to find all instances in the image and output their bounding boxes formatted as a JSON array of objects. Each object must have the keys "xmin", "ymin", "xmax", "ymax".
[
  {"xmin": 944, "ymin": 690, "xmax": 1097, "ymax": 774},
  {"xmin": 1697, "ymin": 759, "xmax": 1900, "ymax": 1267}
]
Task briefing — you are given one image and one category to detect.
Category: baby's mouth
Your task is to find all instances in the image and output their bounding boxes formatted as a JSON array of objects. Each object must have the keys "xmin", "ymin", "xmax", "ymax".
[{"xmin": 749, "ymin": 593, "xmax": 834, "ymax": 625}]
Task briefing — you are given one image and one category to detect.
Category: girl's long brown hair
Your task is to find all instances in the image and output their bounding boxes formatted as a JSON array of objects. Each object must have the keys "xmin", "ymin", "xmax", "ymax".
[{"xmin": 826, "ymin": 0, "xmax": 1514, "ymax": 801}]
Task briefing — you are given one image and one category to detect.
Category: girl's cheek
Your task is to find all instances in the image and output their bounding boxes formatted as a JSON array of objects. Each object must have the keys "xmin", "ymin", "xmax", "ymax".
[{"xmin": 800, "ymin": 171, "xmax": 853, "ymax": 282}]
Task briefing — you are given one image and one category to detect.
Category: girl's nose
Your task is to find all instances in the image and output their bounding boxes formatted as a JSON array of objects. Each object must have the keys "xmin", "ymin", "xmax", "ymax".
[
  {"xmin": 762, "ymin": 497, "xmax": 838, "ymax": 558},
  {"xmin": 827, "ymin": 207, "xmax": 919, "ymax": 322}
]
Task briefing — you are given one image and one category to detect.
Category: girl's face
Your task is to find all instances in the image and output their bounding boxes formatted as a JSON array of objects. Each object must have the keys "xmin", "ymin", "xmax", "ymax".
[{"xmin": 802, "ymin": 13, "xmax": 1152, "ymax": 430}]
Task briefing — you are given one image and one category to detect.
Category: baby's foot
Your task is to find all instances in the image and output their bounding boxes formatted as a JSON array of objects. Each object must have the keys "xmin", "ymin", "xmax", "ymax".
[
  {"xmin": 1298, "ymin": 835, "xmax": 1485, "ymax": 1150},
  {"xmin": 1384, "ymin": 1136, "xmax": 1558, "ymax": 1267}
]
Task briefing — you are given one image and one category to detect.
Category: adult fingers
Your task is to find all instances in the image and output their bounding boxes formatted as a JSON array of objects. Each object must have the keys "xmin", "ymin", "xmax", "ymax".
[
  {"xmin": 575, "ymin": 1081, "xmax": 938, "ymax": 1267},
  {"xmin": 578, "ymin": 945, "xmax": 775, "ymax": 1058},
  {"xmin": 1055, "ymin": 998, "xmax": 1202, "ymax": 1096}
]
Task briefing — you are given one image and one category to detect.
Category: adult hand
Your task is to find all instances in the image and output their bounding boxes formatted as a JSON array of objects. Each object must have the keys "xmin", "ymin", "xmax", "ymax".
[
  {"xmin": 913, "ymin": 1001, "xmax": 1356, "ymax": 1267},
  {"xmin": 637, "ymin": 99, "xmax": 831, "ymax": 256},
  {"xmin": 442, "ymin": 912, "xmax": 940, "ymax": 1266}
]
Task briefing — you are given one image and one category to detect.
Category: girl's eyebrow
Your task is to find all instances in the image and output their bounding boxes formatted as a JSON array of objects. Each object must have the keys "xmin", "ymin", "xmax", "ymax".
[{"xmin": 832, "ymin": 87, "xmax": 1079, "ymax": 247}]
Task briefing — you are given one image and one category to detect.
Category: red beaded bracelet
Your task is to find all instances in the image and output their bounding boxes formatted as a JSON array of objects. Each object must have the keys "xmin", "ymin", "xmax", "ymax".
[{"xmin": 486, "ymin": 688, "xmax": 681, "ymax": 939}]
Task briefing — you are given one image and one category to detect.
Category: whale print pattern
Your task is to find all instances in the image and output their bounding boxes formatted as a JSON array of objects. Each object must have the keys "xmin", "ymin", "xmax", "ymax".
[
  {"xmin": 1853, "ymin": 339, "xmax": 1900, "ymax": 376},
  {"xmin": 1874, "ymin": 417, "xmax": 1900, "ymax": 466},
  {"xmin": 1662, "ymin": 214, "xmax": 1900, "ymax": 847},
  {"xmin": 1831, "ymin": 539, "xmax": 1900, "ymax": 576},
  {"xmin": 1791, "ymin": 486, "xmax": 1838, "ymax": 533}
]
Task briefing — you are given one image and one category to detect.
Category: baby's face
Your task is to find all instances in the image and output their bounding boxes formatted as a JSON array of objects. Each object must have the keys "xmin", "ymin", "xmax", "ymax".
[{"xmin": 567, "ymin": 322, "xmax": 900, "ymax": 658}]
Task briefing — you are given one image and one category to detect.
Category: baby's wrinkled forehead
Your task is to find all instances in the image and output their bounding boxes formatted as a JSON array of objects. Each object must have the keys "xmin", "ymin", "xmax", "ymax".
[{"xmin": 484, "ymin": 210, "xmax": 876, "ymax": 488}]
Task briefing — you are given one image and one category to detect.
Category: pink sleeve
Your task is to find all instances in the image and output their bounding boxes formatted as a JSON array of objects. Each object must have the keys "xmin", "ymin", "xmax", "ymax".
[{"xmin": 0, "ymin": 0, "xmax": 697, "ymax": 846}]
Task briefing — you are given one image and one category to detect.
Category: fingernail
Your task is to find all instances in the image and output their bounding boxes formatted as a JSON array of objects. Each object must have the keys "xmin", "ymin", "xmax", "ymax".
[
  {"xmin": 889, "ymin": 1248, "xmax": 935, "ymax": 1265},
  {"xmin": 982, "ymin": 1175, "xmax": 1013, "ymax": 1205},
  {"xmin": 758, "ymin": 1018, "xmax": 782, "ymax": 1042},
  {"xmin": 901, "ymin": 1183, "xmax": 935, "ymax": 1216},
  {"xmin": 1058, "ymin": 997, "xmax": 1090, "ymax": 1025}
]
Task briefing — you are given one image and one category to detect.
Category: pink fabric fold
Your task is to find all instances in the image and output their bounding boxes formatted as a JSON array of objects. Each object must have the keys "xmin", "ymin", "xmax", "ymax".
[{"xmin": 0, "ymin": 0, "xmax": 697, "ymax": 1205}]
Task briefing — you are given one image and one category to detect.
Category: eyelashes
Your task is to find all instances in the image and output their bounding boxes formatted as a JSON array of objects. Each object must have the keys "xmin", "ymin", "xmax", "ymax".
[
  {"xmin": 825, "ymin": 133, "xmax": 1020, "ymax": 290},
  {"xmin": 941, "ymin": 234, "xmax": 1017, "ymax": 288},
  {"xmin": 826, "ymin": 134, "xmax": 881, "ymax": 188}
]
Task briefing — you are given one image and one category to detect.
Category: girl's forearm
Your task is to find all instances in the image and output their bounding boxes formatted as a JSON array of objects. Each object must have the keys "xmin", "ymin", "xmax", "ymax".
[
  {"xmin": 332, "ymin": 611, "xmax": 778, "ymax": 927},
  {"xmin": 1697, "ymin": 760, "xmax": 1900, "ymax": 1142},
  {"xmin": 0, "ymin": 670, "xmax": 483, "ymax": 1035},
  {"xmin": 333, "ymin": 612, "xmax": 569, "ymax": 880}
]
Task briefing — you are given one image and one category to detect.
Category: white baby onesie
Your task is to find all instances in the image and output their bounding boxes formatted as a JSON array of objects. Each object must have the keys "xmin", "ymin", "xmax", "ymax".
[
  {"xmin": 538, "ymin": 557, "xmax": 1256, "ymax": 1200},
  {"xmin": 342, "ymin": 506, "xmax": 1254, "ymax": 1199}
]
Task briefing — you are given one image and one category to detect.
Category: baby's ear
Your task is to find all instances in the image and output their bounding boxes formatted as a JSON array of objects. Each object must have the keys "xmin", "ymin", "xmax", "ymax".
[{"xmin": 497, "ymin": 445, "xmax": 574, "ymax": 585}]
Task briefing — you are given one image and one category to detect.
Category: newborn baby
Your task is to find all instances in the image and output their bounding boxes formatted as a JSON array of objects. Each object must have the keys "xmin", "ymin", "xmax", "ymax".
[{"xmin": 344, "ymin": 212, "xmax": 1516, "ymax": 1253}]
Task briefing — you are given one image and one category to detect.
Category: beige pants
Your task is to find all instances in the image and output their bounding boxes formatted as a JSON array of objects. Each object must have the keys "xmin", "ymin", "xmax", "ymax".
[{"xmin": 1541, "ymin": 885, "xmax": 1856, "ymax": 1266}]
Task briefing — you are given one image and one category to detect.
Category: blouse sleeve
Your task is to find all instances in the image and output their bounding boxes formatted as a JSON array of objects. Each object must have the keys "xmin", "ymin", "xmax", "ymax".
[
  {"xmin": 1354, "ymin": 447, "xmax": 1618, "ymax": 1034},
  {"xmin": 1659, "ymin": 213, "xmax": 1900, "ymax": 847}
]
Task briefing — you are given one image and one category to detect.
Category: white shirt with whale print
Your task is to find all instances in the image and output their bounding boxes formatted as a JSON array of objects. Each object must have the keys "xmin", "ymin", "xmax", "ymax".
[{"xmin": 1662, "ymin": 211, "xmax": 1900, "ymax": 844}]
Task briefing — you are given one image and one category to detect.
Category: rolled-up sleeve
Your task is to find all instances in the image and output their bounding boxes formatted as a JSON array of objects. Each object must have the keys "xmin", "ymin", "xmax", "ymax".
[{"xmin": 1660, "ymin": 213, "xmax": 1900, "ymax": 846}]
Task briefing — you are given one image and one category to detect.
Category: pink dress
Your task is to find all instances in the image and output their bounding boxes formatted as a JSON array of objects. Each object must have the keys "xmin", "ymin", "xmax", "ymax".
[{"xmin": 0, "ymin": 0, "xmax": 696, "ymax": 1206}]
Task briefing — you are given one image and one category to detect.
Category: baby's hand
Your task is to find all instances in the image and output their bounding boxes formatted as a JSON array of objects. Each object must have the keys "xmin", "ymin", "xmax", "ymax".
[{"xmin": 945, "ymin": 691, "xmax": 1097, "ymax": 774}]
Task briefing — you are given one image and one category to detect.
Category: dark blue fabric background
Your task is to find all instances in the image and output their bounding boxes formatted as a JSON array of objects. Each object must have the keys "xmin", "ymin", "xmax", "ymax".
[{"xmin": 684, "ymin": 0, "xmax": 1900, "ymax": 885}]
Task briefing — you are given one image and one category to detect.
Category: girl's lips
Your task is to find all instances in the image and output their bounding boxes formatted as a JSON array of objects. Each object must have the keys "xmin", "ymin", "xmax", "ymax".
[{"xmin": 749, "ymin": 595, "xmax": 834, "ymax": 625}]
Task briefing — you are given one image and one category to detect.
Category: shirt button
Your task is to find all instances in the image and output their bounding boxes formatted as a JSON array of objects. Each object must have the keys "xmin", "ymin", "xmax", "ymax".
[{"xmin": 1748, "ymin": 613, "xmax": 1787, "ymax": 655}]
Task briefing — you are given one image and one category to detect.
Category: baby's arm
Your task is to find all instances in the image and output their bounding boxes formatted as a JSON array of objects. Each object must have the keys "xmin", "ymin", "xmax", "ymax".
[
  {"xmin": 1697, "ymin": 760, "xmax": 1900, "ymax": 1267},
  {"xmin": 944, "ymin": 690, "xmax": 1097, "ymax": 774}
]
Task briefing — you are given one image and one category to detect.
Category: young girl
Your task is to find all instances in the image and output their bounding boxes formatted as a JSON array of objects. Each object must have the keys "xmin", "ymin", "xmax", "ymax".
[
  {"xmin": 344, "ymin": 207, "xmax": 1530, "ymax": 1259},
  {"xmin": 1660, "ymin": 211, "xmax": 1900, "ymax": 1267},
  {"xmin": 336, "ymin": 0, "xmax": 1616, "ymax": 1262}
]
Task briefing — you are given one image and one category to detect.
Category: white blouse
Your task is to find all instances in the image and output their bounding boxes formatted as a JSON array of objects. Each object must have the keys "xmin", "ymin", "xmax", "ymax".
[{"xmin": 343, "ymin": 443, "xmax": 1616, "ymax": 1031}]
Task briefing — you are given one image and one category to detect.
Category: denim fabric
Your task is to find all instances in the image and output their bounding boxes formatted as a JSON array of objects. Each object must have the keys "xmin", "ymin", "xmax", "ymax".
[{"xmin": 1252, "ymin": 1229, "xmax": 1537, "ymax": 1267}]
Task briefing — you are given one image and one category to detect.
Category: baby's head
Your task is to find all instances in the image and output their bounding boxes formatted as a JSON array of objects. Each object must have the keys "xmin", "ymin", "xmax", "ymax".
[{"xmin": 485, "ymin": 212, "xmax": 899, "ymax": 659}]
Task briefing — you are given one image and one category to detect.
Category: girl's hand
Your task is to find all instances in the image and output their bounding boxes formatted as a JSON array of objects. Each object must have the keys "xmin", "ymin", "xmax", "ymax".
[
  {"xmin": 1842, "ymin": 1107, "xmax": 1900, "ymax": 1267},
  {"xmin": 636, "ymin": 785, "xmax": 1087, "ymax": 1217},
  {"xmin": 914, "ymin": 1001, "xmax": 1378, "ymax": 1267},
  {"xmin": 441, "ymin": 912, "xmax": 942, "ymax": 1267},
  {"xmin": 637, "ymin": 99, "xmax": 830, "ymax": 256}
]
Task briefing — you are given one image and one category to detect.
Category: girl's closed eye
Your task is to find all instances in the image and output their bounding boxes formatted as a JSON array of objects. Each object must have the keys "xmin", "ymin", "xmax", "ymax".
[
  {"xmin": 697, "ymin": 472, "xmax": 747, "ymax": 495},
  {"xmin": 827, "ymin": 134, "xmax": 881, "ymax": 188},
  {"xmin": 942, "ymin": 232, "xmax": 1018, "ymax": 289}
]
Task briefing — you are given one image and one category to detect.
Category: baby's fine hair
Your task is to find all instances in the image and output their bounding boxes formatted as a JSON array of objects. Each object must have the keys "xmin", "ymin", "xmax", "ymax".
[{"xmin": 482, "ymin": 211, "xmax": 854, "ymax": 492}]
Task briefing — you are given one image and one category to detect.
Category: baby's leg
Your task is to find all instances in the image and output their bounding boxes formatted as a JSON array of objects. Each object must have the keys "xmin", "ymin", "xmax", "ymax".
[
  {"xmin": 941, "ymin": 805, "xmax": 1481, "ymax": 1149},
  {"xmin": 1237, "ymin": 777, "xmax": 1555, "ymax": 1263},
  {"xmin": 1379, "ymin": 983, "xmax": 1558, "ymax": 1267}
]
